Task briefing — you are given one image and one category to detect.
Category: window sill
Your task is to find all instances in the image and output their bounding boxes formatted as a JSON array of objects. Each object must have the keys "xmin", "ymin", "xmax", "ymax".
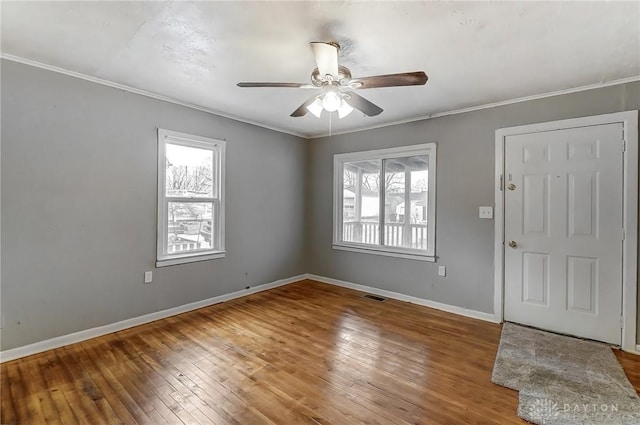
[
  {"xmin": 332, "ymin": 244, "xmax": 436, "ymax": 262},
  {"xmin": 156, "ymin": 251, "xmax": 226, "ymax": 268}
]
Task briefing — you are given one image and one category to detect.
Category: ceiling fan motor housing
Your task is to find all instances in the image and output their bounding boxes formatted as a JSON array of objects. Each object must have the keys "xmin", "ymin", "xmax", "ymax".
[{"xmin": 311, "ymin": 65, "xmax": 353, "ymax": 87}]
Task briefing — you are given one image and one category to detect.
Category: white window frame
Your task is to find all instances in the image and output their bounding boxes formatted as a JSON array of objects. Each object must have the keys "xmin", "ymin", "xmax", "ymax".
[
  {"xmin": 333, "ymin": 143, "xmax": 437, "ymax": 262},
  {"xmin": 156, "ymin": 129, "xmax": 226, "ymax": 267}
]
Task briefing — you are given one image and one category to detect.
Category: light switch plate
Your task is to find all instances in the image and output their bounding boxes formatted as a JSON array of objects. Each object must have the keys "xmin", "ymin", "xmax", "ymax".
[
  {"xmin": 438, "ymin": 265, "xmax": 446, "ymax": 277},
  {"xmin": 144, "ymin": 271, "xmax": 153, "ymax": 283},
  {"xmin": 479, "ymin": 206, "xmax": 493, "ymax": 219}
]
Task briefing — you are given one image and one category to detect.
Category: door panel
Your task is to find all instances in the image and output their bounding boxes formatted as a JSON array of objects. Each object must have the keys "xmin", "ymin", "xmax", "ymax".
[
  {"xmin": 504, "ymin": 123, "xmax": 623, "ymax": 344},
  {"xmin": 522, "ymin": 252, "xmax": 549, "ymax": 306},
  {"xmin": 566, "ymin": 256, "xmax": 597, "ymax": 314},
  {"xmin": 523, "ymin": 174, "xmax": 549, "ymax": 235},
  {"xmin": 567, "ymin": 172, "xmax": 597, "ymax": 237}
]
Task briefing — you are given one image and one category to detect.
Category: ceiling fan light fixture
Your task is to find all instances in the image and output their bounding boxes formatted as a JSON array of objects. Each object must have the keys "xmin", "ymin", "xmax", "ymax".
[
  {"xmin": 306, "ymin": 97, "xmax": 323, "ymax": 118},
  {"xmin": 337, "ymin": 99, "xmax": 353, "ymax": 119},
  {"xmin": 321, "ymin": 90, "xmax": 341, "ymax": 112}
]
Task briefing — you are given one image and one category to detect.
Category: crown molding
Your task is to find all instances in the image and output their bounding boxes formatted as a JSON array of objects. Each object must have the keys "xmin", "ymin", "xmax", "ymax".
[
  {"xmin": 2, "ymin": 53, "xmax": 638, "ymax": 140},
  {"xmin": 0, "ymin": 53, "xmax": 308, "ymax": 139},
  {"xmin": 310, "ymin": 75, "xmax": 640, "ymax": 139}
]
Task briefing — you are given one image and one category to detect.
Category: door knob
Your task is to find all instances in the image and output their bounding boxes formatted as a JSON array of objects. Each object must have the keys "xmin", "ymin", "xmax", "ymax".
[
  {"xmin": 508, "ymin": 240, "xmax": 518, "ymax": 249},
  {"xmin": 508, "ymin": 183, "xmax": 516, "ymax": 191}
]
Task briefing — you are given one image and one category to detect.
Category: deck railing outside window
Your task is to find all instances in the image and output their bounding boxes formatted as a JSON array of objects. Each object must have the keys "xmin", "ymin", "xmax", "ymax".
[{"xmin": 343, "ymin": 221, "xmax": 428, "ymax": 250}]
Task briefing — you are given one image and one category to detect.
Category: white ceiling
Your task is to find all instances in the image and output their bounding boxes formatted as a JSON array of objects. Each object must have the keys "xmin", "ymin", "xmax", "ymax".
[{"xmin": 2, "ymin": 1, "xmax": 639, "ymax": 138}]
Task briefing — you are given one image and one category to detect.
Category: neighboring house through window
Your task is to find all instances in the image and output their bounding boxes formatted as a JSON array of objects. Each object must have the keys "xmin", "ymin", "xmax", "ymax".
[
  {"xmin": 157, "ymin": 129, "xmax": 225, "ymax": 267},
  {"xmin": 333, "ymin": 143, "xmax": 436, "ymax": 261}
]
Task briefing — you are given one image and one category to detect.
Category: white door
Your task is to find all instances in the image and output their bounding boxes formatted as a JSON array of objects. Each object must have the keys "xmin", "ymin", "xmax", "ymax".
[{"xmin": 504, "ymin": 123, "xmax": 624, "ymax": 344}]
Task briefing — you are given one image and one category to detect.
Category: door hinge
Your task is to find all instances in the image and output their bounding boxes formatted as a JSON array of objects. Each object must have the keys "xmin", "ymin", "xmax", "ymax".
[
  {"xmin": 623, "ymin": 139, "xmax": 627, "ymax": 152},
  {"xmin": 499, "ymin": 175, "xmax": 504, "ymax": 191},
  {"xmin": 622, "ymin": 228, "xmax": 626, "ymax": 241},
  {"xmin": 620, "ymin": 316, "xmax": 625, "ymax": 329}
]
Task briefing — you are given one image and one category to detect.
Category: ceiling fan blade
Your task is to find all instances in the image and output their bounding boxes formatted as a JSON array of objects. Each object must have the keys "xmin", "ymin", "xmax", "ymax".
[
  {"xmin": 350, "ymin": 71, "xmax": 428, "ymax": 89},
  {"xmin": 290, "ymin": 95, "xmax": 319, "ymax": 117},
  {"xmin": 310, "ymin": 42, "xmax": 339, "ymax": 78},
  {"xmin": 237, "ymin": 82, "xmax": 315, "ymax": 88},
  {"xmin": 344, "ymin": 91, "xmax": 383, "ymax": 117}
]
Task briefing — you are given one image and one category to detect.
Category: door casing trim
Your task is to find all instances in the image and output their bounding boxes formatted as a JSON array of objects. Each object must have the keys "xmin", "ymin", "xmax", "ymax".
[{"xmin": 493, "ymin": 110, "xmax": 639, "ymax": 353}]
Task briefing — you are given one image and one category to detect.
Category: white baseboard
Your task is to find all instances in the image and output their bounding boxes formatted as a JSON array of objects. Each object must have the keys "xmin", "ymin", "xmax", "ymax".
[
  {"xmin": 0, "ymin": 274, "xmax": 307, "ymax": 363},
  {"xmin": 306, "ymin": 274, "xmax": 500, "ymax": 323},
  {"xmin": 21, "ymin": 272, "xmax": 628, "ymax": 362}
]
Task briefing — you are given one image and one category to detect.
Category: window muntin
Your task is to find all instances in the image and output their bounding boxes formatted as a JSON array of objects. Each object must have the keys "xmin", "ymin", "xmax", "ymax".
[
  {"xmin": 334, "ymin": 144, "xmax": 436, "ymax": 260},
  {"xmin": 157, "ymin": 129, "xmax": 225, "ymax": 266}
]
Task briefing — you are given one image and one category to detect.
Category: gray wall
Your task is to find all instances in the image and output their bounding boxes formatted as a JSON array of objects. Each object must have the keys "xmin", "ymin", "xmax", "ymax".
[
  {"xmin": 2, "ymin": 58, "xmax": 639, "ymax": 352},
  {"xmin": 307, "ymin": 82, "xmax": 640, "ymax": 337},
  {"xmin": 0, "ymin": 60, "xmax": 307, "ymax": 350}
]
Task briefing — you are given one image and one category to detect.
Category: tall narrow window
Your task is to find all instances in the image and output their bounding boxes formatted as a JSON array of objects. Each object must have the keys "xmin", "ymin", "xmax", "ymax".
[
  {"xmin": 333, "ymin": 144, "xmax": 436, "ymax": 261},
  {"xmin": 157, "ymin": 129, "xmax": 225, "ymax": 267}
]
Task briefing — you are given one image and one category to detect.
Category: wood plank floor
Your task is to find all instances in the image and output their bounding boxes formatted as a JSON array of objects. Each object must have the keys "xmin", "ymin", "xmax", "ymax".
[{"xmin": 2, "ymin": 280, "xmax": 639, "ymax": 425}]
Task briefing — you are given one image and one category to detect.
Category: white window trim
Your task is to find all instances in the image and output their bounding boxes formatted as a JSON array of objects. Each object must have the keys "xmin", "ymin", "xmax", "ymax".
[
  {"xmin": 156, "ymin": 129, "xmax": 226, "ymax": 267},
  {"xmin": 332, "ymin": 143, "xmax": 437, "ymax": 261}
]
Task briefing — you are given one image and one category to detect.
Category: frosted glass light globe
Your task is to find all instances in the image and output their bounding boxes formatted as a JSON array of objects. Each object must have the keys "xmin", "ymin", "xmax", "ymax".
[
  {"xmin": 338, "ymin": 100, "xmax": 353, "ymax": 119},
  {"xmin": 322, "ymin": 91, "xmax": 341, "ymax": 112},
  {"xmin": 306, "ymin": 98, "xmax": 323, "ymax": 118}
]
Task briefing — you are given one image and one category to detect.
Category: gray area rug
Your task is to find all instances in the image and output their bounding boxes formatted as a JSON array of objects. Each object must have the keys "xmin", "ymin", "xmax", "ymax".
[{"xmin": 492, "ymin": 322, "xmax": 640, "ymax": 425}]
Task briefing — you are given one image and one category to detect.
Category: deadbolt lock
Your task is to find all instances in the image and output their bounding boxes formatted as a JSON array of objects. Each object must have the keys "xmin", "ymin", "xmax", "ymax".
[
  {"xmin": 508, "ymin": 183, "xmax": 516, "ymax": 191},
  {"xmin": 508, "ymin": 240, "xmax": 518, "ymax": 249}
]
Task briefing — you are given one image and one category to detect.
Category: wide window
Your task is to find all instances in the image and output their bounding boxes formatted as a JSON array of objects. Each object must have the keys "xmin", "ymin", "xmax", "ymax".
[
  {"xmin": 157, "ymin": 129, "xmax": 225, "ymax": 267},
  {"xmin": 333, "ymin": 144, "xmax": 436, "ymax": 261}
]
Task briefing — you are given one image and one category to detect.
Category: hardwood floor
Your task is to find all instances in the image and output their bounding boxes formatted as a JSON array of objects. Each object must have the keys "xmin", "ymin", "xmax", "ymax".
[{"xmin": 2, "ymin": 280, "xmax": 639, "ymax": 425}]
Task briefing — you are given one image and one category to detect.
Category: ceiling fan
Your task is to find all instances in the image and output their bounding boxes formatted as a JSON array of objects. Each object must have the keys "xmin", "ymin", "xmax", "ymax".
[{"xmin": 237, "ymin": 42, "xmax": 428, "ymax": 119}]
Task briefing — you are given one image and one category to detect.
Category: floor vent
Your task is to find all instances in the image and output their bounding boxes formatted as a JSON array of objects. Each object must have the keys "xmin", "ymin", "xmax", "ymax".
[{"xmin": 362, "ymin": 294, "xmax": 387, "ymax": 302}]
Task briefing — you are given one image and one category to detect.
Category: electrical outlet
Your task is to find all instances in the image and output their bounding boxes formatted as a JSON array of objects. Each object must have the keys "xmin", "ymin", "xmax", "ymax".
[
  {"xmin": 144, "ymin": 271, "xmax": 153, "ymax": 284},
  {"xmin": 479, "ymin": 206, "xmax": 493, "ymax": 219},
  {"xmin": 438, "ymin": 265, "xmax": 446, "ymax": 277}
]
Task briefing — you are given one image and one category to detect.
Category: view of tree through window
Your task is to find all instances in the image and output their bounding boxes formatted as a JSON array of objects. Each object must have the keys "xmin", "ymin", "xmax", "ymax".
[
  {"xmin": 342, "ymin": 160, "xmax": 381, "ymax": 244},
  {"xmin": 157, "ymin": 130, "xmax": 225, "ymax": 266},
  {"xmin": 342, "ymin": 155, "xmax": 428, "ymax": 249},
  {"xmin": 383, "ymin": 155, "xmax": 429, "ymax": 249},
  {"xmin": 335, "ymin": 144, "xmax": 436, "ymax": 258},
  {"xmin": 165, "ymin": 143, "xmax": 216, "ymax": 254},
  {"xmin": 166, "ymin": 144, "xmax": 214, "ymax": 197}
]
